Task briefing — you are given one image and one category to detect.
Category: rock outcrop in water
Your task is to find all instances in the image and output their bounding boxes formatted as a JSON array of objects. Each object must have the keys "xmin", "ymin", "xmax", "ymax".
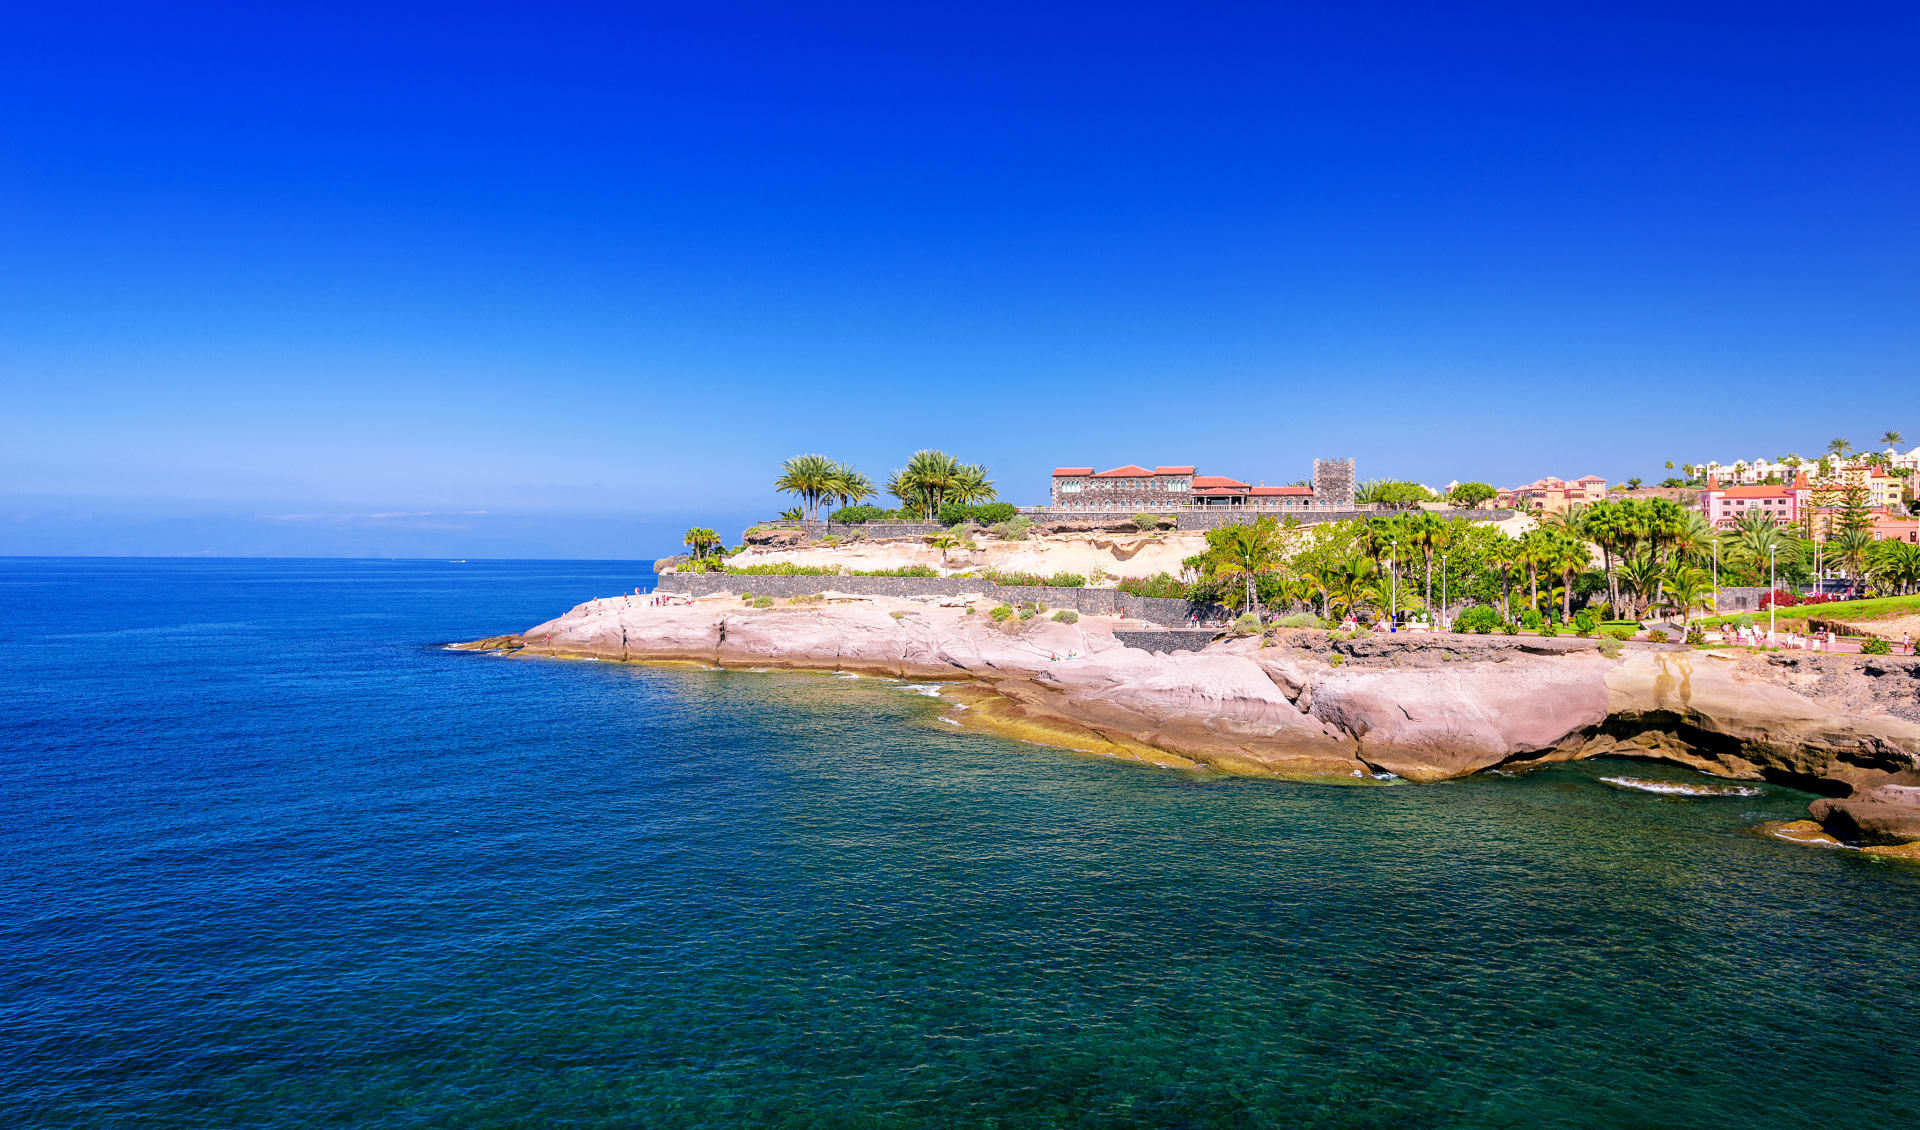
[{"xmin": 460, "ymin": 591, "xmax": 1920, "ymax": 854}]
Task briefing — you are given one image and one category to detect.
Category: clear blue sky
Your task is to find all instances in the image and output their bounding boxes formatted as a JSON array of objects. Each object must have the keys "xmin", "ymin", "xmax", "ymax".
[{"xmin": 3, "ymin": 1, "xmax": 1914, "ymax": 557}]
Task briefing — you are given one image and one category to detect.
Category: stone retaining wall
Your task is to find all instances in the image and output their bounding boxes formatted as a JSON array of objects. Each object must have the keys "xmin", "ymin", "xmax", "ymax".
[
  {"xmin": 654, "ymin": 572, "xmax": 1219, "ymax": 627},
  {"xmin": 1114, "ymin": 629, "xmax": 1219, "ymax": 654}
]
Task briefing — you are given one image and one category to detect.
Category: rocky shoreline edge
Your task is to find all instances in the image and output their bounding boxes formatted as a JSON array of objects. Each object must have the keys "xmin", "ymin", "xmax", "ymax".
[{"xmin": 455, "ymin": 590, "xmax": 1920, "ymax": 862}]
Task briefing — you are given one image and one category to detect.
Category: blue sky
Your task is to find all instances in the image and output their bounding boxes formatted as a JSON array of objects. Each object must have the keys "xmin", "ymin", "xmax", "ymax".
[{"xmin": 3, "ymin": 1, "xmax": 1914, "ymax": 557}]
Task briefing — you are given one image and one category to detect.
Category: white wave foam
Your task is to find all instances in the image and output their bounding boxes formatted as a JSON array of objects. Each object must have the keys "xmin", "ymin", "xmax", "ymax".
[
  {"xmin": 898, "ymin": 684, "xmax": 943, "ymax": 697},
  {"xmin": 1601, "ymin": 776, "xmax": 1764, "ymax": 798}
]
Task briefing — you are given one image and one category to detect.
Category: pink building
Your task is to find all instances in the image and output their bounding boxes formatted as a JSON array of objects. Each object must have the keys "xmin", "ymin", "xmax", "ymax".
[
  {"xmin": 1700, "ymin": 472, "xmax": 1809, "ymax": 528},
  {"xmin": 1497, "ymin": 474, "xmax": 1608, "ymax": 514}
]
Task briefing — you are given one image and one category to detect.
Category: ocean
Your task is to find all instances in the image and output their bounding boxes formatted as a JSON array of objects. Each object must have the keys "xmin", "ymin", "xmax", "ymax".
[{"xmin": 4, "ymin": 557, "xmax": 1918, "ymax": 1128}]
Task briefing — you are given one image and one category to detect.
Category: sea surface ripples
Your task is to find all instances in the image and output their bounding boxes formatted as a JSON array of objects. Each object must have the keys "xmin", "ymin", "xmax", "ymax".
[{"xmin": 3, "ymin": 558, "xmax": 1919, "ymax": 1128}]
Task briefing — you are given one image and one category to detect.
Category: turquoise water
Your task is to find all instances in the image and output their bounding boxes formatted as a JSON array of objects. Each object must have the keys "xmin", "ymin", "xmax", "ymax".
[{"xmin": 4, "ymin": 558, "xmax": 1919, "ymax": 1128}]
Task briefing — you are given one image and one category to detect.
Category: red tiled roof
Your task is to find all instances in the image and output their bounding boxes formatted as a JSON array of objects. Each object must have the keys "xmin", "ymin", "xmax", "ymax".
[
  {"xmin": 1152, "ymin": 465, "xmax": 1196, "ymax": 475},
  {"xmin": 1250, "ymin": 485, "xmax": 1311, "ymax": 495},
  {"xmin": 1093, "ymin": 464, "xmax": 1153, "ymax": 478},
  {"xmin": 1575, "ymin": 475, "xmax": 1607, "ymax": 483},
  {"xmin": 1052, "ymin": 467, "xmax": 1095, "ymax": 477},
  {"xmin": 1191, "ymin": 475, "xmax": 1250, "ymax": 489}
]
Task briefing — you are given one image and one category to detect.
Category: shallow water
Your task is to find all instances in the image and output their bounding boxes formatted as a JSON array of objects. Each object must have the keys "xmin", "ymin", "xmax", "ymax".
[{"xmin": 4, "ymin": 558, "xmax": 1918, "ymax": 1128}]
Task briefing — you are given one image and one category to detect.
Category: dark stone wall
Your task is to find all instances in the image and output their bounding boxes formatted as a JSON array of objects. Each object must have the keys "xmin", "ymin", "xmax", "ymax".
[
  {"xmin": 1114, "ymin": 629, "xmax": 1219, "ymax": 654},
  {"xmin": 653, "ymin": 572, "xmax": 1219, "ymax": 627}
]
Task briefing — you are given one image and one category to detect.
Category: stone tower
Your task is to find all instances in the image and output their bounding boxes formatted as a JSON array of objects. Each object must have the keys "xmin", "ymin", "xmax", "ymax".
[{"xmin": 1312, "ymin": 458, "xmax": 1355, "ymax": 508}]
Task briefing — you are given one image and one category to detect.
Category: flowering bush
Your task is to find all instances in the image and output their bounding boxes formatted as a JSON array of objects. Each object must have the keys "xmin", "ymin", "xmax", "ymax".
[
  {"xmin": 1758, "ymin": 589, "xmax": 1800, "ymax": 610},
  {"xmin": 1800, "ymin": 592, "xmax": 1835, "ymax": 606}
]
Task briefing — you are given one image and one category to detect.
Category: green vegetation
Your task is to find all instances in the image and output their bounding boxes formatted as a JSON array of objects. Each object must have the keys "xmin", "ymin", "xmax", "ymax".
[
  {"xmin": 1132, "ymin": 513, "xmax": 1171, "ymax": 531},
  {"xmin": 751, "ymin": 596, "xmax": 774, "ymax": 609},
  {"xmin": 1457, "ymin": 606, "xmax": 1501, "ymax": 634},
  {"xmin": 1272, "ymin": 612, "xmax": 1327, "ymax": 629},
  {"xmin": 1355, "ymin": 479, "xmax": 1435, "ymax": 508},
  {"xmin": 1602, "ymin": 626, "xmax": 1637, "ymax": 642},
  {"xmin": 1232, "ymin": 612, "xmax": 1262, "ymax": 635},
  {"xmin": 989, "ymin": 604, "xmax": 1014, "ymax": 623},
  {"xmin": 939, "ymin": 501, "xmax": 1018, "ymax": 526},
  {"xmin": 888, "ymin": 450, "xmax": 996, "ymax": 521},
  {"xmin": 987, "ymin": 571, "xmax": 1086, "ymax": 588},
  {"xmin": 1051, "ymin": 610, "xmax": 1079, "ymax": 623},
  {"xmin": 1704, "ymin": 593, "xmax": 1920, "ymax": 628},
  {"xmin": 775, "ymin": 455, "xmax": 875, "ymax": 521},
  {"xmin": 1447, "ymin": 481, "xmax": 1498, "ymax": 509},
  {"xmin": 1861, "ymin": 638, "xmax": 1892, "ymax": 655},
  {"xmin": 991, "ymin": 516, "xmax": 1033, "ymax": 542},
  {"xmin": 1116, "ymin": 573, "xmax": 1190, "ymax": 599},
  {"xmin": 683, "ymin": 527, "xmax": 722, "ymax": 560}
]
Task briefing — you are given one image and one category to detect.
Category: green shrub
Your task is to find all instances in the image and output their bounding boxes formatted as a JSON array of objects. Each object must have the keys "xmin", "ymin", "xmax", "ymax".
[
  {"xmin": 1457, "ymin": 606, "xmax": 1501, "ymax": 634},
  {"xmin": 1573, "ymin": 609, "xmax": 1596, "ymax": 634},
  {"xmin": 1116, "ymin": 573, "xmax": 1190, "ymax": 599},
  {"xmin": 1734, "ymin": 614, "xmax": 1757, "ymax": 629},
  {"xmin": 725, "ymin": 563, "xmax": 843, "ymax": 576},
  {"xmin": 1329, "ymin": 652, "xmax": 1346, "ymax": 666},
  {"xmin": 752, "ymin": 596, "xmax": 774, "ymax": 608},
  {"xmin": 1018, "ymin": 601, "xmax": 1044, "ymax": 621},
  {"xmin": 1602, "ymin": 626, "xmax": 1636, "ymax": 642},
  {"xmin": 1501, "ymin": 621, "xmax": 1519, "ymax": 635},
  {"xmin": 1274, "ymin": 613, "xmax": 1325, "ymax": 629},
  {"xmin": 1645, "ymin": 628, "xmax": 1668, "ymax": 643},
  {"xmin": 1051, "ymin": 609, "xmax": 1079, "ymax": 623},
  {"xmin": 989, "ymin": 604, "xmax": 1014, "ymax": 622},
  {"xmin": 938, "ymin": 501, "xmax": 1019, "ymax": 526},
  {"xmin": 828, "ymin": 504, "xmax": 890, "ymax": 525},
  {"xmin": 1537, "ymin": 619, "xmax": 1559, "ymax": 637},
  {"xmin": 991, "ymin": 516, "xmax": 1033, "ymax": 542},
  {"xmin": 1047, "ymin": 572, "xmax": 1087, "ymax": 588},
  {"xmin": 789, "ymin": 592, "xmax": 823, "ymax": 604},
  {"xmin": 889, "ymin": 610, "xmax": 908, "ymax": 619},
  {"xmin": 1232, "ymin": 612, "xmax": 1262, "ymax": 634},
  {"xmin": 964, "ymin": 606, "xmax": 976, "ymax": 615},
  {"xmin": 987, "ymin": 571, "xmax": 1046, "ymax": 587},
  {"xmin": 1132, "ymin": 513, "xmax": 1169, "ymax": 532},
  {"xmin": 1521, "ymin": 608, "xmax": 1543, "ymax": 631},
  {"xmin": 1685, "ymin": 627, "xmax": 1706, "ymax": 645},
  {"xmin": 1861, "ymin": 637, "xmax": 1892, "ymax": 655},
  {"xmin": 847, "ymin": 565, "xmax": 940, "ymax": 578},
  {"xmin": 1598, "ymin": 637, "xmax": 1624, "ymax": 659}
]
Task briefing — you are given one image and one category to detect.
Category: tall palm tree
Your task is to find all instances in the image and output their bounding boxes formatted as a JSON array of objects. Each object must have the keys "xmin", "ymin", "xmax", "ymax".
[
  {"xmin": 1547, "ymin": 531, "xmax": 1591, "ymax": 621},
  {"xmin": 1832, "ymin": 529, "xmax": 1874, "ymax": 588},
  {"xmin": 775, "ymin": 454, "xmax": 840, "ymax": 520},
  {"xmin": 1203, "ymin": 518, "xmax": 1285, "ymax": 618},
  {"xmin": 683, "ymin": 527, "xmax": 721, "ymax": 559},
  {"xmin": 1402, "ymin": 511, "xmax": 1447, "ymax": 615},
  {"xmin": 1315, "ymin": 553, "xmax": 1380, "ymax": 622},
  {"xmin": 948, "ymin": 463, "xmax": 997, "ymax": 507},
  {"xmin": 827, "ymin": 465, "xmax": 877, "ymax": 512},
  {"xmin": 1827, "ymin": 437, "xmax": 1852, "ymax": 459},
  {"xmin": 1880, "ymin": 430, "xmax": 1905, "ymax": 449}
]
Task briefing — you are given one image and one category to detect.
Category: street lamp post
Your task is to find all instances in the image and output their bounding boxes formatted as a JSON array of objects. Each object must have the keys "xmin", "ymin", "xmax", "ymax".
[
  {"xmin": 1390, "ymin": 540, "xmax": 1398, "ymax": 631},
  {"xmin": 1769, "ymin": 545, "xmax": 1776, "ymax": 646},
  {"xmin": 1441, "ymin": 554, "xmax": 1449, "ymax": 629}
]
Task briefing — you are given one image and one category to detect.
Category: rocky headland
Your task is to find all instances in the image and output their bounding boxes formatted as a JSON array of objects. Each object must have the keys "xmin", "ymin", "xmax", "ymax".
[{"xmin": 459, "ymin": 588, "xmax": 1920, "ymax": 860}]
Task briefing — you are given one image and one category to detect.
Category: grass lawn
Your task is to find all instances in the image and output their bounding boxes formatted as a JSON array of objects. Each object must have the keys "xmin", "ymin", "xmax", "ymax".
[{"xmin": 1701, "ymin": 593, "xmax": 1920, "ymax": 628}]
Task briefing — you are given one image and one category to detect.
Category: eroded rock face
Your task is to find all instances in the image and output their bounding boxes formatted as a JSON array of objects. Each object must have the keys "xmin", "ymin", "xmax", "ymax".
[
  {"xmin": 484, "ymin": 594, "xmax": 1920, "ymax": 842},
  {"xmin": 1306, "ymin": 657, "xmax": 1613, "ymax": 781},
  {"xmin": 1811, "ymin": 786, "xmax": 1920, "ymax": 846}
]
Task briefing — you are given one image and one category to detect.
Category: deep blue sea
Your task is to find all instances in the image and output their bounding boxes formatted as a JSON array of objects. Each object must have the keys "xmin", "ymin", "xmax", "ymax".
[{"xmin": 5, "ymin": 558, "xmax": 1920, "ymax": 1128}]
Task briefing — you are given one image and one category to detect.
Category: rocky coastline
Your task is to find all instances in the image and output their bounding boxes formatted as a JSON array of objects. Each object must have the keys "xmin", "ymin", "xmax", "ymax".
[{"xmin": 458, "ymin": 589, "xmax": 1920, "ymax": 860}]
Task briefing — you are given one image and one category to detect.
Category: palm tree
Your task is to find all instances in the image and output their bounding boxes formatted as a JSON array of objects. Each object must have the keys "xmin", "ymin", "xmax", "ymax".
[
  {"xmin": 1870, "ymin": 540, "xmax": 1920, "ymax": 594},
  {"xmin": 1547, "ymin": 531, "xmax": 1591, "ymax": 621},
  {"xmin": 1880, "ymin": 430, "xmax": 1905, "ymax": 449},
  {"xmin": 1827, "ymin": 437, "xmax": 1852, "ymax": 459},
  {"xmin": 1659, "ymin": 563, "xmax": 1717, "ymax": 626},
  {"xmin": 1579, "ymin": 500, "xmax": 1632, "ymax": 612},
  {"xmin": 1617, "ymin": 550, "xmax": 1665, "ymax": 620},
  {"xmin": 826, "ymin": 465, "xmax": 877, "ymax": 512},
  {"xmin": 1833, "ymin": 529, "xmax": 1875, "ymax": 589},
  {"xmin": 1202, "ymin": 518, "xmax": 1285, "ymax": 619},
  {"xmin": 683, "ymin": 527, "xmax": 721, "ymax": 560},
  {"xmin": 775, "ymin": 454, "xmax": 840, "ymax": 520},
  {"xmin": 1403, "ymin": 511, "xmax": 1447, "ymax": 616},
  {"xmin": 1487, "ymin": 534, "xmax": 1520, "ymax": 620},
  {"xmin": 890, "ymin": 450, "xmax": 988, "ymax": 520},
  {"xmin": 1315, "ymin": 553, "xmax": 1380, "ymax": 622},
  {"xmin": 1517, "ymin": 529, "xmax": 1557, "ymax": 612},
  {"xmin": 1724, "ymin": 509, "xmax": 1798, "ymax": 576}
]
